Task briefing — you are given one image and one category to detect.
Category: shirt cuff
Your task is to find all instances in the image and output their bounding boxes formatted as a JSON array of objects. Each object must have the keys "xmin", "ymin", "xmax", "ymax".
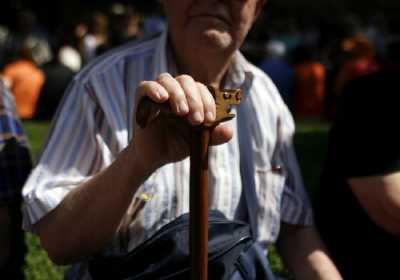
[
  {"xmin": 280, "ymin": 198, "xmax": 314, "ymax": 226},
  {"xmin": 22, "ymin": 187, "xmax": 71, "ymax": 232}
]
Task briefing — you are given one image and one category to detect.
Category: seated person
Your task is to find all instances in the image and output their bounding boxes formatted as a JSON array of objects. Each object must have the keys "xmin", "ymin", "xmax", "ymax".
[
  {"xmin": 0, "ymin": 78, "xmax": 32, "ymax": 279},
  {"xmin": 22, "ymin": 1, "xmax": 340, "ymax": 279},
  {"xmin": 314, "ymin": 40, "xmax": 400, "ymax": 279}
]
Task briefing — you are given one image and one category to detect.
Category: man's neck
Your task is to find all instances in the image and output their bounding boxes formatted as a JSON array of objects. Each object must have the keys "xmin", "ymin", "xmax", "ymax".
[{"xmin": 171, "ymin": 43, "xmax": 235, "ymax": 88}]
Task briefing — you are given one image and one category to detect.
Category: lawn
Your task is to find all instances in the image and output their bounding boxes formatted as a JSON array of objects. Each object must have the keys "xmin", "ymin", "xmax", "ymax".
[{"xmin": 21, "ymin": 120, "xmax": 331, "ymax": 279}]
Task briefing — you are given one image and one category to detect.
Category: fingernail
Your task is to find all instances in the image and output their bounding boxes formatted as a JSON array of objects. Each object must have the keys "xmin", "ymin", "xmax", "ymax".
[
  {"xmin": 158, "ymin": 91, "xmax": 168, "ymax": 99},
  {"xmin": 179, "ymin": 101, "xmax": 189, "ymax": 114},
  {"xmin": 192, "ymin": 112, "xmax": 203, "ymax": 123}
]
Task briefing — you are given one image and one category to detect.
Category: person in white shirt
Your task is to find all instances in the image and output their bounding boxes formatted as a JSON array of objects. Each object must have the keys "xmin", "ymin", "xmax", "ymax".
[{"xmin": 23, "ymin": 1, "xmax": 341, "ymax": 279}]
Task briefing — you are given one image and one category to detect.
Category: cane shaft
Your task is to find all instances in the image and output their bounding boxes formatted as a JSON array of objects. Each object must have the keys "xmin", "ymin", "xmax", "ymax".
[{"xmin": 190, "ymin": 128, "xmax": 210, "ymax": 280}]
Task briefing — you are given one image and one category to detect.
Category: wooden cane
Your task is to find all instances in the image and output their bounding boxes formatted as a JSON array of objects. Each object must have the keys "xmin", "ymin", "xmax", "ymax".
[
  {"xmin": 189, "ymin": 127, "xmax": 210, "ymax": 280},
  {"xmin": 136, "ymin": 87, "xmax": 241, "ymax": 280}
]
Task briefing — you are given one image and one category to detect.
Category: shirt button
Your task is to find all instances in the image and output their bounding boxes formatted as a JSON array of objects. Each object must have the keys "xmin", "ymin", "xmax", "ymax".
[{"xmin": 271, "ymin": 165, "xmax": 283, "ymax": 174}]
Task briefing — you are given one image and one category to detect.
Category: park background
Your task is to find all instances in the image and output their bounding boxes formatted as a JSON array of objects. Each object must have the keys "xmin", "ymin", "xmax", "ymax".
[{"xmin": 1, "ymin": 0, "xmax": 398, "ymax": 278}]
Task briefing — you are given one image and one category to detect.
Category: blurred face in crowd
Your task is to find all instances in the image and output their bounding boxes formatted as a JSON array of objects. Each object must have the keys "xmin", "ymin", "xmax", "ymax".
[{"xmin": 161, "ymin": 0, "xmax": 265, "ymax": 57}]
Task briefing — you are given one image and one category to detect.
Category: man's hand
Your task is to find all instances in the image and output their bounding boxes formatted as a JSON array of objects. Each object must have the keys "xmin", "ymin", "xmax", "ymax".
[{"xmin": 133, "ymin": 73, "xmax": 233, "ymax": 171}]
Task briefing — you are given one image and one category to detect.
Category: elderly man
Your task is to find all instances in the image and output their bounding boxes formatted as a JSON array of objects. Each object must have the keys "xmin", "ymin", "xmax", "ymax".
[
  {"xmin": 314, "ymin": 41, "xmax": 400, "ymax": 279},
  {"xmin": 23, "ymin": 1, "xmax": 340, "ymax": 279}
]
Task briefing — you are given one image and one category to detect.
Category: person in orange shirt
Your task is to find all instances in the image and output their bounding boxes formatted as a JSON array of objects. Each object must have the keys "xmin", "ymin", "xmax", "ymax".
[
  {"xmin": 2, "ymin": 37, "xmax": 45, "ymax": 119},
  {"xmin": 292, "ymin": 45, "xmax": 326, "ymax": 120}
]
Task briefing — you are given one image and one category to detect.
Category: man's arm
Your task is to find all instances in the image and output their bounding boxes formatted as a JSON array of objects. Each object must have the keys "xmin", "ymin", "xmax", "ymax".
[
  {"xmin": 277, "ymin": 223, "xmax": 342, "ymax": 280},
  {"xmin": 349, "ymin": 172, "xmax": 400, "ymax": 237},
  {"xmin": 35, "ymin": 142, "xmax": 154, "ymax": 265},
  {"xmin": 33, "ymin": 74, "xmax": 232, "ymax": 265}
]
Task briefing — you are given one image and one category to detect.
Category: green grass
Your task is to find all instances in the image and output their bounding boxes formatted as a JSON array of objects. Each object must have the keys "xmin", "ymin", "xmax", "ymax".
[
  {"xmin": 22, "ymin": 121, "xmax": 68, "ymax": 280},
  {"xmin": 23, "ymin": 121, "xmax": 52, "ymax": 161},
  {"xmin": 21, "ymin": 120, "xmax": 331, "ymax": 279},
  {"xmin": 295, "ymin": 122, "xmax": 331, "ymax": 196}
]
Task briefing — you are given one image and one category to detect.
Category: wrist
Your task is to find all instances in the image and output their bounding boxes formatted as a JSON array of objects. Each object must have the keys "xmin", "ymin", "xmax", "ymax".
[{"xmin": 125, "ymin": 140, "xmax": 161, "ymax": 184}]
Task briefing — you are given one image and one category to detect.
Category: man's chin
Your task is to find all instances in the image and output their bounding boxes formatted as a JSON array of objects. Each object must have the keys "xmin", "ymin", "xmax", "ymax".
[{"xmin": 196, "ymin": 29, "xmax": 233, "ymax": 51}]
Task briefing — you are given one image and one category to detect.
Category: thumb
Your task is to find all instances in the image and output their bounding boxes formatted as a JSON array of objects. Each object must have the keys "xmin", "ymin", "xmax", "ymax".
[{"xmin": 210, "ymin": 123, "xmax": 233, "ymax": 146}]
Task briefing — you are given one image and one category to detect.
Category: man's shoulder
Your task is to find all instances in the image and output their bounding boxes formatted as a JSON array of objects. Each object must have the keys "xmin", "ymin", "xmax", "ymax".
[
  {"xmin": 243, "ymin": 60, "xmax": 295, "ymax": 132},
  {"xmin": 75, "ymin": 33, "xmax": 163, "ymax": 85},
  {"xmin": 246, "ymin": 60, "xmax": 288, "ymax": 110}
]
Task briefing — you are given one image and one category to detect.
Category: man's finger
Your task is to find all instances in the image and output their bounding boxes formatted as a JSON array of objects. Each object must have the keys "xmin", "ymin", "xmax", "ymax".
[
  {"xmin": 136, "ymin": 80, "xmax": 169, "ymax": 103},
  {"xmin": 197, "ymin": 83, "xmax": 216, "ymax": 126},
  {"xmin": 157, "ymin": 73, "xmax": 189, "ymax": 116},
  {"xmin": 210, "ymin": 123, "xmax": 233, "ymax": 146},
  {"xmin": 176, "ymin": 75, "xmax": 204, "ymax": 126}
]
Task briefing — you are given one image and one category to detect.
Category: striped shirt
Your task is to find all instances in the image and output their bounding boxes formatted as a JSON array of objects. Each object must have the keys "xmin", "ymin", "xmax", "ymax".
[
  {"xmin": 22, "ymin": 32, "xmax": 313, "ymax": 279},
  {"xmin": 0, "ymin": 79, "xmax": 31, "ymax": 202}
]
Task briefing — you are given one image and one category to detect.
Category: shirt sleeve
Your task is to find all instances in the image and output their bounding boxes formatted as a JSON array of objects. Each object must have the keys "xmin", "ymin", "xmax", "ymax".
[
  {"xmin": 22, "ymin": 79, "xmax": 115, "ymax": 231},
  {"xmin": 279, "ymin": 106, "xmax": 314, "ymax": 226},
  {"xmin": 332, "ymin": 77, "xmax": 400, "ymax": 178}
]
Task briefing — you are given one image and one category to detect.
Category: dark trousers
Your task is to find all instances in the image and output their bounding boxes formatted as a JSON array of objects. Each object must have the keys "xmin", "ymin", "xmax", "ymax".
[{"xmin": 0, "ymin": 199, "xmax": 26, "ymax": 280}]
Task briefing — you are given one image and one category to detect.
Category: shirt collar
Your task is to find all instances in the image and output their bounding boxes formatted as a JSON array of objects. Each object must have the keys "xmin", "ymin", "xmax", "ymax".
[
  {"xmin": 224, "ymin": 52, "xmax": 254, "ymax": 97},
  {"xmin": 154, "ymin": 30, "xmax": 170, "ymax": 76},
  {"xmin": 156, "ymin": 30, "xmax": 253, "ymax": 94}
]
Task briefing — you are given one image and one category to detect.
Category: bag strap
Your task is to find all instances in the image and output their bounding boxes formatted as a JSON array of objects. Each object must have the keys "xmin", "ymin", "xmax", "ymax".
[{"xmin": 236, "ymin": 99, "xmax": 258, "ymax": 240}]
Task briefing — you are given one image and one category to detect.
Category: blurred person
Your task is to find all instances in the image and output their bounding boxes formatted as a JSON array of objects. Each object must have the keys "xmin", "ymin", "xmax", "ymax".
[
  {"xmin": 123, "ymin": 5, "xmax": 144, "ymax": 41},
  {"xmin": 259, "ymin": 40, "xmax": 294, "ymax": 106},
  {"xmin": 22, "ymin": 1, "xmax": 341, "ymax": 279},
  {"xmin": 0, "ymin": 25, "xmax": 11, "ymax": 68},
  {"xmin": 35, "ymin": 58, "xmax": 75, "ymax": 121},
  {"xmin": 274, "ymin": 19, "xmax": 302, "ymax": 60},
  {"xmin": 314, "ymin": 39, "xmax": 400, "ymax": 279},
  {"xmin": 72, "ymin": 21, "xmax": 90, "ymax": 64},
  {"xmin": 292, "ymin": 45, "xmax": 326, "ymax": 120},
  {"xmin": 333, "ymin": 35, "xmax": 379, "ymax": 97},
  {"xmin": 135, "ymin": 0, "xmax": 166, "ymax": 36},
  {"xmin": 2, "ymin": 38, "xmax": 45, "ymax": 119},
  {"xmin": 0, "ymin": 78, "xmax": 32, "ymax": 280},
  {"xmin": 33, "ymin": 23, "xmax": 83, "ymax": 120},
  {"xmin": 58, "ymin": 46, "xmax": 82, "ymax": 73},
  {"xmin": 98, "ymin": 3, "xmax": 144, "ymax": 55},
  {"xmin": 81, "ymin": 12, "xmax": 109, "ymax": 63},
  {"xmin": 365, "ymin": 13, "xmax": 388, "ymax": 60},
  {"xmin": 22, "ymin": 35, "xmax": 53, "ymax": 67},
  {"xmin": 141, "ymin": 14, "xmax": 166, "ymax": 36},
  {"xmin": 55, "ymin": 22, "xmax": 85, "ymax": 73},
  {"xmin": 12, "ymin": 10, "xmax": 53, "ymax": 66}
]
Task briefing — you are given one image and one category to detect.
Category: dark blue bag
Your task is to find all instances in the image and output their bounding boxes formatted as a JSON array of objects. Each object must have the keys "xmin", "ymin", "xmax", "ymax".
[
  {"xmin": 89, "ymin": 210, "xmax": 274, "ymax": 279},
  {"xmin": 89, "ymin": 97, "xmax": 276, "ymax": 279}
]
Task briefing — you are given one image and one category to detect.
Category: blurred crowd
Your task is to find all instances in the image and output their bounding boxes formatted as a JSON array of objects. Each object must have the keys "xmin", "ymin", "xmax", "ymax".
[
  {"xmin": 0, "ymin": 3, "xmax": 399, "ymax": 122},
  {"xmin": 0, "ymin": 2, "xmax": 165, "ymax": 121},
  {"xmin": 247, "ymin": 13, "xmax": 400, "ymax": 121}
]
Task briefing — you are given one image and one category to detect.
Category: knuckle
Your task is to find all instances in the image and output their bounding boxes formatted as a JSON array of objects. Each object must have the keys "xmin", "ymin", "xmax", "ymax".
[
  {"xmin": 196, "ymin": 82, "xmax": 207, "ymax": 91},
  {"xmin": 138, "ymin": 80, "xmax": 150, "ymax": 88},
  {"xmin": 157, "ymin": 73, "xmax": 172, "ymax": 83},
  {"xmin": 198, "ymin": 83, "xmax": 214, "ymax": 103},
  {"xmin": 176, "ymin": 74, "xmax": 194, "ymax": 83},
  {"xmin": 137, "ymin": 81, "xmax": 152, "ymax": 96},
  {"xmin": 137, "ymin": 80, "xmax": 163, "ymax": 99}
]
